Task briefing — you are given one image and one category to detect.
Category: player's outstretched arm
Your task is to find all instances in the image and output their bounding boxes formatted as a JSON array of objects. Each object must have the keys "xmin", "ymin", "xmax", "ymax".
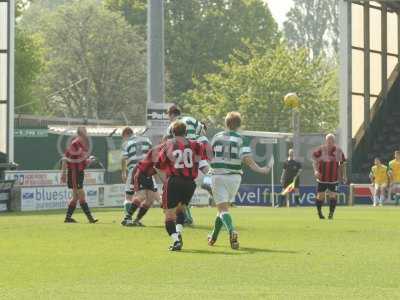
[{"xmin": 243, "ymin": 156, "xmax": 270, "ymax": 174}]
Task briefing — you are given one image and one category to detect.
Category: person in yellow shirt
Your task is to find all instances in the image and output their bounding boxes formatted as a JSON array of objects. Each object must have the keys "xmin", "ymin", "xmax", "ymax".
[
  {"xmin": 388, "ymin": 151, "xmax": 400, "ymax": 205},
  {"xmin": 369, "ymin": 157, "xmax": 388, "ymax": 207}
]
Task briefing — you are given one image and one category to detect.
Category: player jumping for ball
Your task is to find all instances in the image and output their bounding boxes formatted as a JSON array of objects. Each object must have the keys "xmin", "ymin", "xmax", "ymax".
[
  {"xmin": 121, "ymin": 127, "xmax": 159, "ymax": 227},
  {"xmin": 61, "ymin": 127, "xmax": 98, "ymax": 223},
  {"xmin": 208, "ymin": 112, "xmax": 270, "ymax": 249},
  {"xmin": 135, "ymin": 121, "xmax": 209, "ymax": 251},
  {"xmin": 312, "ymin": 133, "xmax": 346, "ymax": 220}
]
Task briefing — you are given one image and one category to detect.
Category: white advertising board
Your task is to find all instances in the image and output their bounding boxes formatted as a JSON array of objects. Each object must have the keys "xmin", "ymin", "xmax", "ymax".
[
  {"xmin": 19, "ymin": 183, "xmax": 210, "ymax": 211},
  {"xmin": 20, "ymin": 185, "xmax": 100, "ymax": 211},
  {"xmin": 5, "ymin": 169, "xmax": 105, "ymax": 187}
]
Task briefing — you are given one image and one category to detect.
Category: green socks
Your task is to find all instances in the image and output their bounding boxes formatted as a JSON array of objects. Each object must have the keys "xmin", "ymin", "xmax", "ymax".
[
  {"xmin": 123, "ymin": 201, "xmax": 132, "ymax": 218},
  {"xmin": 184, "ymin": 206, "xmax": 193, "ymax": 223},
  {"xmin": 220, "ymin": 212, "xmax": 234, "ymax": 233},
  {"xmin": 395, "ymin": 195, "xmax": 400, "ymax": 205},
  {"xmin": 210, "ymin": 215, "xmax": 223, "ymax": 240}
]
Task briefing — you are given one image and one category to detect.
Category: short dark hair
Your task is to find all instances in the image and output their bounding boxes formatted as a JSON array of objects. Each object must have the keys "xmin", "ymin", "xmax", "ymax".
[
  {"xmin": 172, "ymin": 121, "xmax": 186, "ymax": 137},
  {"xmin": 167, "ymin": 104, "xmax": 181, "ymax": 117}
]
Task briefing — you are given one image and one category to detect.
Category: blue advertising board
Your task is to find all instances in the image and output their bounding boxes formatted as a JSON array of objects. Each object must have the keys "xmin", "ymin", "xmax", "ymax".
[{"xmin": 235, "ymin": 185, "xmax": 349, "ymax": 206}]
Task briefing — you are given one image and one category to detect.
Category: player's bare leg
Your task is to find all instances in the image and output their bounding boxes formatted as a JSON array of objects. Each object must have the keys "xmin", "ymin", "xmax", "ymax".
[
  {"xmin": 124, "ymin": 195, "xmax": 143, "ymax": 226},
  {"xmin": 316, "ymin": 192, "xmax": 325, "ymax": 219},
  {"xmin": 379, "ymin": 185, "xmax": 386, "ymax": 206},
  {"xmin": 78, "ymin": 189, "xmax": 98, "ymax": 223},
  {"xmin": 164, "ymin": 208, "xmax": 182, "ymax": 251},
  {"xmin": 133, "ymin": 190, "xmax": 159, "ymax": 226},
  {"xmin": 65, "ymin": 189, "xmax": 79, "ymax": 223}
]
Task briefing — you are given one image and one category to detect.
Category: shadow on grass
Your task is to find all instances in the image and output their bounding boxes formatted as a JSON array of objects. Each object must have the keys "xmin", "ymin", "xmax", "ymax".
[
  {"xmin": 239, "ymin": 247, "xmax": 299, "ymax": 254},
  {"xmin": 180, "ymin": 247, "xmax": 299, "ymax": 256},
  {"xmin": 180, "ymin": 249, "xmax": 244, "ymax": 255}
]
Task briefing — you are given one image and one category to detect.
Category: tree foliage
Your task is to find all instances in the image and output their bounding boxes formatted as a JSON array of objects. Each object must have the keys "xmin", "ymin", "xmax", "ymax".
[
  {"xmin": 184, "ymin": 42, "xmax": 338, "ymax": 133},
  {"xmin": 14, "ymin": 28, "xmax": 44, "ymax": 114},
  {"xmin": 283, "ymin": 0, "xmax": 339, "ymax": 59},
  {"xmin": 23, "ymin": 0, "xmax": 146, "ymax": 122},
  {"xmin": 105, "ymin": 0, "xmax": 279, "ymax": 104}
]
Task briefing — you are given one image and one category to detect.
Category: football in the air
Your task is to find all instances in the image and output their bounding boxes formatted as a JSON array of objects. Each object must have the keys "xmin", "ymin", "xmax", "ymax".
[{"xmin": 284, "ymin": 93, "xmax": 300, "ymax": 109}]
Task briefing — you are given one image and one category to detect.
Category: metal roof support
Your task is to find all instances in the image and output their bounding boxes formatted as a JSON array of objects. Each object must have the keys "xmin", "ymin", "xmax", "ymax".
[
  {"xmin": 381, "ymin": 3, "xmax": 388, "ymax": 98},
  {"xmin": 363, "ymin": 2, "xmax": 370, "ymax": 137}
]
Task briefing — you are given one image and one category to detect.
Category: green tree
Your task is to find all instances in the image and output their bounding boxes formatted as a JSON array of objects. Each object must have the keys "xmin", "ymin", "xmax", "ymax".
[
  {"xmin": 184, "ymin": 42, "xmax": 338, "ymax": 133},
  {"xmin": 283, "ymin": 0, "xmax": 339, "ymax": 59},
  {"xmin": 106, "ymin": 0, "xmax": 279, "ymax": 104},
  {"xmin": 28, "ymin": 0, "xmax": 146, "ymax": 122},
  {"xmin": 14, "ymin": 28, "xmax": 44, "ymax": 114}
]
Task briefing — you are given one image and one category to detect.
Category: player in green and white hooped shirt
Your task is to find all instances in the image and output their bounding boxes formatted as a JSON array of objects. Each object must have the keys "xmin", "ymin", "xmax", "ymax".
[
  {"xmin": 121, "ymin": 127, "xmax": 159, "ymax": 226},
  {"xmin": 208, "ymin": 112, "xmax": 270, "ymax": 249},
  {"xmin": 166, "ymin": 104, "xmax": 205, "ymax": 227}
]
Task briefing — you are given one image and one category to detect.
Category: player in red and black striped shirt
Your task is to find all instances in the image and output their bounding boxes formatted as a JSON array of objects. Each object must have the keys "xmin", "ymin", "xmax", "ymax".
[
  {"xmin": 135, "ymin": 121, "xmax": 209, "ymax": 251},
  {"xmin": 312, "ymin": 134, "xmax": 347, "ymax": 219},
  {"xmin": 61, "ymin": 127, "xmax": 98, "ymax": 223}
]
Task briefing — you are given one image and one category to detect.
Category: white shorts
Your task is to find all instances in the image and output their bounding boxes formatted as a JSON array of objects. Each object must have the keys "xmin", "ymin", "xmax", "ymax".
[
  {"xmin": 211, "ymin": 174, "xmax": 242, "ymax": 205},
  {"xmin": 125, "ymin": 168, "xmax": 135, "ymax": 194},
  {"xmin": 374, "ymin": 183, "xmax": 387, "ymax": 190}
]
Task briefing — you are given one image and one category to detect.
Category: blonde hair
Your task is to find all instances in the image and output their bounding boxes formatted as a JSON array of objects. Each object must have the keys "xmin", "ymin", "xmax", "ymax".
[{"xmin": 77, "ymin": 126, "xmax": 87, "ymax": 137}]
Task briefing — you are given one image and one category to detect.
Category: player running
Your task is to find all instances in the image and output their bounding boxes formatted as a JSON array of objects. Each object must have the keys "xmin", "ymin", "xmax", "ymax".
[
  {"xmin": 370, "ymin": 157, "xmax": 388, "ymax": 207},
  {"xmin": 388, "ymin": 151, "xmax": 400, "ymax": 205},
  {"xmin": 165, "ymin": 104, "xmax": 207, "ymax": 225},
  {"xmin": 120, "ymin": 127, "xmax": 159, "ymax": 227},
  {"xmin": 61, "ymin": 127, "xmax": 98, "ymax": 223},
  {"xmin": 208, "ymin": 112, "xmax": 270, "ymax": 249},
  {"xmin": 135, "ymin": 121, "xmax": 209, "ymax": 251},
  {"xmin": 312, "ymin": 133, "xmax": 346, "ymax": 220}
]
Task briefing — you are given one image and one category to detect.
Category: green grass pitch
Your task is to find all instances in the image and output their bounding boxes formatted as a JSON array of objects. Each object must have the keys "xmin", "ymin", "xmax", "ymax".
[{"xmin": 1, "ymin": 206, "xmax": 400, "ymax": 300}]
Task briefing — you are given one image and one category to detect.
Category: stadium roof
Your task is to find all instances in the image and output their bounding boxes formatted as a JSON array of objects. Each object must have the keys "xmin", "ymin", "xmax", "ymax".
[{"xmin": 353, "ymin": 1, "xmax": 400, "ymax": 12}]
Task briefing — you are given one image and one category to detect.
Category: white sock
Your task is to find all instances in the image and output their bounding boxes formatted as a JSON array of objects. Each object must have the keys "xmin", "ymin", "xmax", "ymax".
[
  {"xmin": 171, "ymin": 233, "xmax": 180, "ymax": 242},
  {"xmin": 373, "ymin": 196, "xmax": 378, "ymax": 205},
  {"xmin": 380, "ymin": 195, "xmax": 385, "ymax": 204},
  {"xmin": 176, "ymin": 224, "xmax": 183, "ymax": 234}
]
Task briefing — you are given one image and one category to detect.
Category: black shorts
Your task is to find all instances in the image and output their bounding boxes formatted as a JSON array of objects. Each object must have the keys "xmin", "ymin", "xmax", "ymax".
[
  {"xmin": 67, "ymin": 168, "xmax": 84, "ymax": 189},
  {"xmin": 127, "ymin": 171, "xmax": 158, "ymax": 195},
  {"xmin": 162, "ymin": 176, "xmax": 196, "ymax": 209},
  {"xmin": 283, "ymin": 177, "xmax": 300, "ymax": 189},
  {"xmin": 317, "ymin": 182, "xmax": 338, "ymax": 193},
  {"xmin": 137, "ymin": 172, "xmax": 158, "ymax": 192}
]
